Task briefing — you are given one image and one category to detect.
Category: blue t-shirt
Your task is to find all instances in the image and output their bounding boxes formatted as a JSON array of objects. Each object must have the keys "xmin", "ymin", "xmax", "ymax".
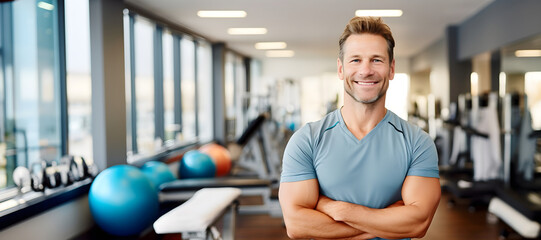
[{"xmin": 281, "ymin": 109, "xmax": 439, "ymax": 240}]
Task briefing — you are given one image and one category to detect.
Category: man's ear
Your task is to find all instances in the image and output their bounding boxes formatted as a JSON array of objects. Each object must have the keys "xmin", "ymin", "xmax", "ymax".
[
  {"xmin": 337, "ymin": 58, "xmax": 344, "ymax": 80},
  {"xmin": 389, "ymin": 59, "xmax": 395, "ymax": 80}
]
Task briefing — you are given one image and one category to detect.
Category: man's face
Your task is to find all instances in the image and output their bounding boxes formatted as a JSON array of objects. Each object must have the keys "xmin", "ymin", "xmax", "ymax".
[{"xmin": 338, "ymin": 33, "xmax": 395, "ymax": 104}]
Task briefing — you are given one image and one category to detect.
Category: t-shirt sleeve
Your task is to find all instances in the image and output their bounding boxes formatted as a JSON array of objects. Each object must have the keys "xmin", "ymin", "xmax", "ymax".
[
  {"xmin": 407, "ymin": 130, "xmax": 440, "ymax": 178},
  {"xmin": 280, "ymin": 125, "xmax": 317, "ymax": 183}
]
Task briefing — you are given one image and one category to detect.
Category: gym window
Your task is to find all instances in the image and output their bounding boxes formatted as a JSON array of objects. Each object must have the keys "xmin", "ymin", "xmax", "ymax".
[
  {"xmin": 125, "ymin": 14, "xmax": 156, "ymax": 156},
  {"xmin": 123, "ymin": 10, "xmax": 214, "ymax": 161},
  {"xmin": 0, "ymin": 0, "xmax": 96, "ymax": 202},
  {"xmin": 65, "ymin": 0, "xmax": 92, "ymax": 162},
  {"xmin": 0, "ymin": 0, "xmax": 241, "ymax": 218},
  {"xmin": 0, "ymin": 0, "xmax": 65, "ymax": 192},
  {"xmin": 180, "ymin": 36, "xmax": 197, "ymax": 142},
  {"xmin": 225, "ymin": 51, "xmax": 248, "ymax": 142},
  {"xmin": 196, "ymin": 41, "xmax": 214, "ymax": 144}
]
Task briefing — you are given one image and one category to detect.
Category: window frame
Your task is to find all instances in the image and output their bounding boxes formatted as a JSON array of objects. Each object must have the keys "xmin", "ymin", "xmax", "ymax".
[
  {"xmin": 125, "ymin": 11, "xmax": 207, "ymax": 160},
  {"xmin": 0, "ymin": 0, "xmax": 68, "ymax": 191},
  {"xmin": 0, "ymin": 0, "xmax": 91, "ymax": 231}
]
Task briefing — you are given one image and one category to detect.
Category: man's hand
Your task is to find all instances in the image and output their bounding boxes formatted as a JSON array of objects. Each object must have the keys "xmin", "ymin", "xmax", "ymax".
[
  {"xmin": 316, "ymin": 195, "xmax": 338, "ymax": 216},
  {"xmin": 314, "ymin": 233, "xmax": 377, "ymax": 240},
  {"xmin": 318, "ymin": 196, "xmax": 405, "ymax": 218},
  {"xmin": 280, "ymin": 180, "xmax": 371, "ymax": 239},
  {"xmin": 316, "ymin": 195, "xmax": 377, "ymax": 239}
]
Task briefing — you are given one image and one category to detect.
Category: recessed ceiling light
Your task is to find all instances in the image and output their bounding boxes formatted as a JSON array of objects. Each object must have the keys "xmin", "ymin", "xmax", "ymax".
[
  {"xmin": 355, "ymin": 9, "xmax": 403, "ymax": 17},
  {"xmin": 38, "ymin": 1, "xmax": 54, "ymax": 11},
  {"xmin": 227, "ymin": 28, "xmax": 267, "ymax": 35},
  {"xmin": 197, "ymin": 10, "xmax": 247, "ymax": 18},
  {"xmin": 266, "ymin": 50, "xmax": 295, "ymax": 58},
  {"xmin": 255, "ymin": 42, "xmax": 287, "ymax": 50},
  {"xmin": 515, "ymin": 50, "xmax": 541, "ymax": 57}
]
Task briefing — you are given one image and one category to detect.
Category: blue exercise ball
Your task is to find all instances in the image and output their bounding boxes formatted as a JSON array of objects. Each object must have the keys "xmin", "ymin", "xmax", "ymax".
[
  {"xmin": 179, "ymin": 150, "xmax": 216, "ymax": 179},
  {"xmin": 89, "ymin": 165, "xmax": 159, "ymax": 236},
  {"xmin": 141, "ymin": 161, "xmax": 176, "ymax": 191}
]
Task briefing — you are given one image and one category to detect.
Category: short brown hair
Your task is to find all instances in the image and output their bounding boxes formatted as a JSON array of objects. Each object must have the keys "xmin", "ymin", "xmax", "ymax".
[{"xmin": 338, "ymin": 17, "xmax": 395, "ymax": 62}]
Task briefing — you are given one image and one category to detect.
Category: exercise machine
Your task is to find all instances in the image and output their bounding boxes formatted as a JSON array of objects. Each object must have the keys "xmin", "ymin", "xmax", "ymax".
[
  {"xmin": 489, "ymin": 94, "xmax": 541, "ymax": 239},
  {"xmin": 442, "ymin": 93, "xmax": 503, "ymax": 210},
  {"xmin": 159, "ymin": 113, "xmax": 286, "ymax": 217},
  {"xmin": 232, "ymin": 113, "xmax": 283, "ymax": 186}
]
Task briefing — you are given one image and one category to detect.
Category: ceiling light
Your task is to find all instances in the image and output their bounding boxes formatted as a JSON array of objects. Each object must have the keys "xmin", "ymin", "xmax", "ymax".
[
  {"xmin": 197, "ymin": 10, "xmax": 247, "ymax": 18},
  {"xmin": 227, "ymin": 28, "xmax": 267, "ymax": 35},
  {"xmin": 515, "ymin": 50, "xmax": 541, "ymax": 57},
  {"xmin": 37, "ymin": 1, "xmax": 54, "ymax": 11},
  {"xmin": 355, "ymin": 9, "xmax": 403, "ymax": 17},
  {"xmin": 470, "ymin": 72, "xmax": 479, "ymax": 96},
  {"xmin": 266, "ymin": 50, "xmax": 295, "ymax": 58},
  {"xmin": 255, "ymin": 42, "xmax": 287, "ymax": 50}
]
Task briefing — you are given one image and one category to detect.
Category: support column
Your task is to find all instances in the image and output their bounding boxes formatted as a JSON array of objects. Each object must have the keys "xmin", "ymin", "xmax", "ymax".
[
  {"xmin": 447, "ymin": 26, "xmax": 472, "ymax": 103},
  {"xmin": 89, "ymin": 0, "xmax": 126, "ymax": 169},
  {"xmin": 212, "ymin": 43, "xmax": 226, "ymax": 144},
  {"xmin": 490, "ymin": 50, "xmax": 501, "ymax": 92}
]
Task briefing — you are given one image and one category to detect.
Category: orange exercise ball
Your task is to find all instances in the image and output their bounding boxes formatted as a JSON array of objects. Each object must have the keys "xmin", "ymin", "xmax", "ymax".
[{"xmin": 199, "ymin": 143, "xmax": 232, "ymax": 177}]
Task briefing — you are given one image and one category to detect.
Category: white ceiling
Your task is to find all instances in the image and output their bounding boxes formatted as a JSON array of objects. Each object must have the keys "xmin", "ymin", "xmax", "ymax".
[{"xmin": 124, "ymin": 0, "xmax": 495, "ymax": 61}]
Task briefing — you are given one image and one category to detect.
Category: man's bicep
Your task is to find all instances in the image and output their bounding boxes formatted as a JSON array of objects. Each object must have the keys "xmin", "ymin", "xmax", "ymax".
[
  {"xmin": 279, "ymin": 179, "xmax": 319, "ymax": 210},
  {"xmin": 402, "ymin": 176, "xmax": 441, "ymax": 215}
]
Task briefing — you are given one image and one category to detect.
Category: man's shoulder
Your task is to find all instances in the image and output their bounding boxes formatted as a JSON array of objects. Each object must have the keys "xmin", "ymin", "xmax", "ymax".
[
  {"xmin": 291, "ymin": 110, "xmax": 342, "ymax": 145},
  {"xmin": 385, "ymin": 110, "xmax": 431, "ymax": 140},
  {"xmin": 307, "ymin": 109, "xmax": 341, "ymax": 131}
]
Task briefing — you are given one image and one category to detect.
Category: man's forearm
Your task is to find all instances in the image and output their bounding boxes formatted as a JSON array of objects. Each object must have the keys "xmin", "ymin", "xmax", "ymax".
[
  {"xmin": 337, "ymin": 202, "xmax": 434, "ymax": 238},
  {"xmin": 283, "ymin": 206, "xmax": 374, "ymax": 239}
]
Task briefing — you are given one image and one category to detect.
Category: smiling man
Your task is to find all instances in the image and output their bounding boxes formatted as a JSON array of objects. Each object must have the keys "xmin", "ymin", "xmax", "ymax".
[{"xmin": 279, "ymin": 17, "xmax": 441, "ymax": 240}]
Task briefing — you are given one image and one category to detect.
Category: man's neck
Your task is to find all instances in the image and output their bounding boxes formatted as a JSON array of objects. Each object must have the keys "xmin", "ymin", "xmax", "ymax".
[{"xmin": 340, "ymin": 97, "xmax": 387, "ymax": 141}]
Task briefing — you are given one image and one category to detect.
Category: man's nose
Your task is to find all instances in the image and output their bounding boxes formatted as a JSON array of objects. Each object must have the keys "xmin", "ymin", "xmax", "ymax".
[{"xmin": 358, "ymin": 61, "xmax": 374, "ymax": 77}]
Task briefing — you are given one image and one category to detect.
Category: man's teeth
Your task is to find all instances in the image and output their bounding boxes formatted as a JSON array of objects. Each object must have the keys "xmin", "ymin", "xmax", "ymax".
[{"xmin": 355, "ymin": 81, "xmax": 376, "ymax": 85}]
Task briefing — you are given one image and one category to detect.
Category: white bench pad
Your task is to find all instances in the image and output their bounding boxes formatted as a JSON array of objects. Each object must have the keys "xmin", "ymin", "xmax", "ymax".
[
  {"xmin": 154, "ymin": 187, "xmax": 241, "ymax": 234},
  {"xmin": 489, "ymin": 197, "xmax": 540, "ymax": 238}
]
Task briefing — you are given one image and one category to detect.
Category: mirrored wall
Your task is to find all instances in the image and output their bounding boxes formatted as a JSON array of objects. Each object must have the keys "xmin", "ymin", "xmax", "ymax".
[{"xmin": 500, "ymin": 33, "xmax": 541, "ymax": 130}]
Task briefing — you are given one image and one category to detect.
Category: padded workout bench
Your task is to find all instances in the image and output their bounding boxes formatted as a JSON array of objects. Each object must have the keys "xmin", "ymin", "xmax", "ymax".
[
  {"xmin": 489, "ymin": 188, "xmax": 541, "ymax": 238},
  {"xmin": 159, "ymin": 177, "xmax": 281, "ymax": 216},
  {"xmin": 154, "ymin": 187, "xmax": 242, "ymax": 240}
]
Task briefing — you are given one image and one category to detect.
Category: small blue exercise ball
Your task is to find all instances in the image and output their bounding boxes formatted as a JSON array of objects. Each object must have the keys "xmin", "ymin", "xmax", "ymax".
[
  {"xmin": 89, "ymin": 165, "xmax": 159, "ymax": 236},
  {"xmin": 179, "ymin": 150, "xmax": 216, "ymax": 179},
  {"xmin": 141, "ymin": 161, "xmax": 176, "ymax": 191}
]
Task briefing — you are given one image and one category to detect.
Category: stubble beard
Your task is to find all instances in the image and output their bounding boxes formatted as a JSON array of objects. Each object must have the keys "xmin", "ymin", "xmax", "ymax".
[{"xmin": 344, "ymin": 75, "xmax": 387, "ymax": 104}]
